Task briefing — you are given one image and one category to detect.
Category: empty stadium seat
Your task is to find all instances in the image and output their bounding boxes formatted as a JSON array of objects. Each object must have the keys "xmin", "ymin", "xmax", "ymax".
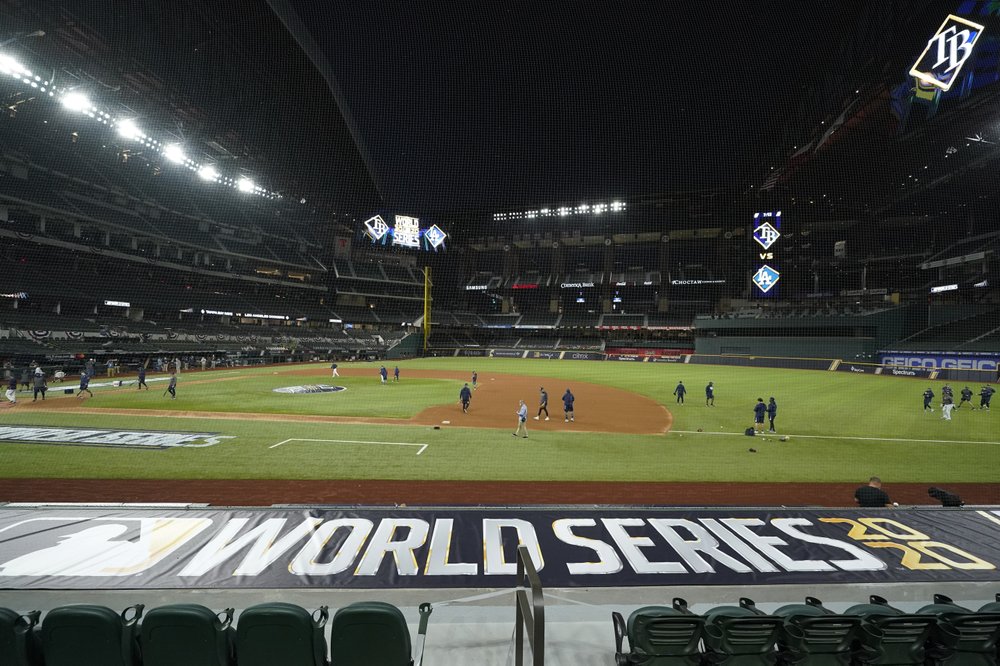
[
  {"xmin": 0, "ymin": 608, "xmax": 42, "ymax": 666},
  {"xmin": 611, "ymin": 597, "xmax": 704, "ymax": 665},
  {"xmin": 39, "ymin": 604, "xmax": 143, "ymax": 666},
  {"xmin": 701, "ymin": 598, "xmax": 786, "ymax": 665},
  {"xmin": 235, "ymin": 602, "xmax": 329, "ymax": 666},
  {"xmin": 844, "ymin": 595, "xmax": 948, "ymax": 665},
  {"xmin": 772, "ymin": 596, "xmax": 872, "ymax": 665},
  {"xmin": 139, "ymin": 603, "xmax": 235, "ymax": 666},
  {"xmin": 917, "ymin": 594, "xmax": 1000, "ymax": 665},
  {"xmin": 329, "ymin": 601, "xmax": 414, "ymax": 665}
]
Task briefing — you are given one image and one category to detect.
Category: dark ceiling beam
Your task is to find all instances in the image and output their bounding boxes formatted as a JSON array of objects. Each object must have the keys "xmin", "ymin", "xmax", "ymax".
[{"xmin": 265, "ymin": 0, "xmax": 385, "ymax": 205}]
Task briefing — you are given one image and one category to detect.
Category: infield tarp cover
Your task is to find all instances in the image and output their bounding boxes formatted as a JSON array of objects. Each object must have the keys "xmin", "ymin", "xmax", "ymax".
[{"xmin": 1, "ymin": 507, "xmax": 999, "ymax": 590}]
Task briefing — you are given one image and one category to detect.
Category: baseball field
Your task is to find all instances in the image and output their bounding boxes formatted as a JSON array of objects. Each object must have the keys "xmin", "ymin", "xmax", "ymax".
[{"xmin": 0, "ymin": 358, "xmax": 997, "ymax": 505}]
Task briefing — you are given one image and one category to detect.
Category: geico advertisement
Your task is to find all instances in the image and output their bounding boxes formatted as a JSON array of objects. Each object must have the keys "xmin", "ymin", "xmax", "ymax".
[{"xmin": 0, "ymin": 508, "xmax": 998, "ymax": 589}]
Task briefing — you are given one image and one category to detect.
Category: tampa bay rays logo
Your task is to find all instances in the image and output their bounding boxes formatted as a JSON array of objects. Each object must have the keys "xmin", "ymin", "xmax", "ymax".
[
  {"xmin": 0, "ymin": 517, "xmax": 212, "ymax": 577},
  {"xmin": 910, "ymin": 15, "xmax": 985, "ymax": 91},
  {"xmin": 752, "ymin": 222, "xmax": 781, "ymax": 251},
  {"xmin": 363, "ymin": 215, "xmax": 390, "ymax": 242}
]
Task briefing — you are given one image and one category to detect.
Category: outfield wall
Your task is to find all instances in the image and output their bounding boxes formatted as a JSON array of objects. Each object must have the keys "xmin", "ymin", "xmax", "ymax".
[{"xmin": 442, "ymin": 347, "xmax": 1000, "ymax": 381}]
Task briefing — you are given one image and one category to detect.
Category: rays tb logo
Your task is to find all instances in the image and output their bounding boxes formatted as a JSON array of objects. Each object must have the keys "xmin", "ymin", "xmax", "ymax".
[
  {"xmin": 910, "ymin": 15, "xmax": 985, "ymax": 91},
  {"xmin": 753, "ymin": 222, "xmax": 781, "ymax": 251}
]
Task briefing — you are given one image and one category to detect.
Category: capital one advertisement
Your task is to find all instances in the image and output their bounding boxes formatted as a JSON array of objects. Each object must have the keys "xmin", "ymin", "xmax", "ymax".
[{"xmin": 1, "ymin": 507, "xmax": 999, "ymax": 589}]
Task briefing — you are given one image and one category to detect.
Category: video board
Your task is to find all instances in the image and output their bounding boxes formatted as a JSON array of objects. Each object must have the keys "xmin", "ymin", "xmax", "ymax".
[
  {"xmin": 751, "ymin": 211, "xmax": 781, "ymax": 297},
  {"xmin": 362, "ymin": 214, "xmax": 448, "ymax": 252}
]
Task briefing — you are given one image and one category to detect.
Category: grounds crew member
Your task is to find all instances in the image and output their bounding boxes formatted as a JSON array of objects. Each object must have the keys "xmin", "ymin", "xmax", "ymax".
[
  {"xmin": 513, "ymin": 399, "xmax": 529, "ymax": 438},
  {"xmin": 32, "ymin": 371, "xmax": 47, "ymax": 401},
  {"xmin": 534, "ymin": 387, "xmax": 549, "ymax": 421}
]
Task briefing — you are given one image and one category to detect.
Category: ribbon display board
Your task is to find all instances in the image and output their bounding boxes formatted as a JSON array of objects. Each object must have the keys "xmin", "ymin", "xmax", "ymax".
[{"xmin": 1, "ymin": 507, "xmax": 999, "ymax": 590}]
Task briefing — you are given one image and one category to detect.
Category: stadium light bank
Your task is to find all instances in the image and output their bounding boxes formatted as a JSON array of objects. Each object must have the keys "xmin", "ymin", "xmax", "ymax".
[{"xmin": 0, "ymin": 48, "xmax": 282, "ymax": 200}]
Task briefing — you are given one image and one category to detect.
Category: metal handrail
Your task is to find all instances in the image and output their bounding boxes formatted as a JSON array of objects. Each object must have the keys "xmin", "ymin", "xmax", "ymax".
[{"xmin": 514, "ymin": 544, "xmax": 545, "ymax": 666}]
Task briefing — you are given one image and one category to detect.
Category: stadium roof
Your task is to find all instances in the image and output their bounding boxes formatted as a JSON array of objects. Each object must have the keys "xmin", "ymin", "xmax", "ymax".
[
  {"xmin": 0, "ymin": 0, "xmax": 382, "ymax": 211},
  {"xmin": 271, "ymin": 1, "xmax": 900, "ymax": 213}
]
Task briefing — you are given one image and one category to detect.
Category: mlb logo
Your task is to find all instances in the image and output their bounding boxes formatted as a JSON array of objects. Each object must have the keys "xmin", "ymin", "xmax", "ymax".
[{"xmin": 910, "ymin": 14, "xmax": 985, "ymax": 91}]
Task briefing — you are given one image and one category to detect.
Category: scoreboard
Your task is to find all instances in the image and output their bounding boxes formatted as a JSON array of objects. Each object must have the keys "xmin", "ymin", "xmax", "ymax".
[
  {"xmin": 751, "ymin": 211, "xmax": 781, "ymax": 297},
  {"xmin": 362, "ymin": 214, "xmax": 448, "ymax": 252}
]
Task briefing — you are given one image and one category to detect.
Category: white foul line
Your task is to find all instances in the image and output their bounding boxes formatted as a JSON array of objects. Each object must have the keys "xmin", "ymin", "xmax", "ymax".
[
  {"xmin": 269, "ymin": 438, "xmax": 428, "ymax": 455},
  {"xmin": 670, "ymin": 430, "xmax": 1000, "ymax": 446}
]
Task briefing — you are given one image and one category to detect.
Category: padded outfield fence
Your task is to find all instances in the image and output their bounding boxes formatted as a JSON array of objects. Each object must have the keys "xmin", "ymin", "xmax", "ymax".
[{"xmin": 443, "ymin": 348, "xmax": 1000, "ymax": 382}]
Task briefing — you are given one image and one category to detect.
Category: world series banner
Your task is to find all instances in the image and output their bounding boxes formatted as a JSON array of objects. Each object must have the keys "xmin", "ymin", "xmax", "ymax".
[{"xmin": 1, "ymin": 507, "xmax": 999, "ymax": 589}]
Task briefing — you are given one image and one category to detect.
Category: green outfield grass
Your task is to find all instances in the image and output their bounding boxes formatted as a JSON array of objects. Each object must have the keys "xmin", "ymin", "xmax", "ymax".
[{"xmin": 0, "ymin": 358, "xmax": 997, "ymax": 483}]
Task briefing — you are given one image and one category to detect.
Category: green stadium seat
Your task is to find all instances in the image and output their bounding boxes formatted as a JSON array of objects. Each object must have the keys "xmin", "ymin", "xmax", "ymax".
[
  {"xmin": 611, "ymin": 597, "xmax": 705, "ymax": 665},
  {"xmin": 917, "ymin": 594, "xmax": 1000, "ymax": 666},
  {"xmin": 844, "ymin": 595, "xmax": 947, "ymax": 665},
  {"xmin": 39, "ymin": 604, "xmax": 143, "ymax": 666},
  {"xmin": 329, "ymin": 601, "xmax": 414, "ymax": 665},
  {"xmin": 981, "ymin": 594, "xmax": 1000, "ymax": 614},
  {"xmin": 234, "ymin": 602, "xmax": 329, "ymax": 666},
  {"xmin": 139, "ymin": 603, "xmax": 235, "ymax": 666},
  {"xmin": 772, "ymin": 596, "xmax": 872, "ymax": 665},
  {"xmin": 701, "ymin": 597, "xmax": 786, "ymax": 665},
  {"xmin": 0, "ymin": 608, "xmax": 42, "ymax": 666}
]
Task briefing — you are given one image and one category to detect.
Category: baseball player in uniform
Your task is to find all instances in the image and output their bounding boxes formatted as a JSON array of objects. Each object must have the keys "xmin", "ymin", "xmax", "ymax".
[
  {"xmin": 941, "ymin": 393, "xmax": 955, "ymax": 421},
  {"xmin": 673, "ymin": 381, "xmax": 686, "ymax": 404},
  {"xmin": 562, "ymin": 388, "xmax": 575, "ymax": 422},
  {"xmin": 167, "ymin": 372, "xmax": 177, "ymax": 399},
  {"xmin": 331, "ymin": 362, "xmax": 339, "ymax": 377},
  {"xmin": 705, "ymin": 381, "xmax": 715, "ymax": 406},
  {"xmin": 77, "ymin": 372, "xmax": 93, "ymax": 399},
  {"xmin": 753, "ymin": 398, "xmax": 766, "ymax": 433},
  {"xmin": 5, "ymin": 374, "xmax": 16, "ymax": 406},
  {"xmin": 472, "ymin": 371, "xmax": 478, "ymax": 390},
  {"xmin": 459, "ymin": 383, "xmax": 472, "ymax": 413},
  {"xmin": 32, "ymin": 371, "xmax": 47, "ymax": 401},
  {"xmin": 379, "ymin": 366, "xmax": 388, "ymax": 384},
  {"xmin": 137, "ymin": 365, "xmax": 149, "ymax": 390}
]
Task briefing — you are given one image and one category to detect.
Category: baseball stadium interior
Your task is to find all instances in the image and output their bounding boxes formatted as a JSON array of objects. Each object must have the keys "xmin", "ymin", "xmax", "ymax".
[{"xmin": 2, "ymin": 1, "xmax": 1000, "ymax": 664}]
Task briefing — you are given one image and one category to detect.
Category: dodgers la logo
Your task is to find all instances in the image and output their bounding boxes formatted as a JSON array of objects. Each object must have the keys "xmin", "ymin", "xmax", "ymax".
[
  {"xmin": 752, "ymin": 265, "xmax": 780, "ymax": 294},
  {"xmin": 910, "ymin": 15, "xmax": 985, "ymax": 91},
  {"xmin": 752, "ymin": 222, "xmax": 781, "ymax": 251}
]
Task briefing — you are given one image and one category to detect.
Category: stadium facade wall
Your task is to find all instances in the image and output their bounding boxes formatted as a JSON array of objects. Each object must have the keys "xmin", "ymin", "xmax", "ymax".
[{"xmin": 695, "ymin": 336, "xmax": 873, "ymax": 360}]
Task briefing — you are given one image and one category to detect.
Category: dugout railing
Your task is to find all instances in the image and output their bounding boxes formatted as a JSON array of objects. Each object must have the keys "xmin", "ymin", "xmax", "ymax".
[{"xmin": 514, "ymin": 544, "xmax": 546, "ymax": 666}]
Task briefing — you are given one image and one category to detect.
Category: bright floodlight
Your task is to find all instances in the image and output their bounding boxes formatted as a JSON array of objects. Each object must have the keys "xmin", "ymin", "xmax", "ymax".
[
  {"xmin": 163, "ymin": 144, "xmax": 186, "ymax": 164},
  {"xmin": 198, "ymin": 165, "xmax": 219, "ymax": 181},
  {"xmin": 61, "ymin": 91, "xmax": 91, "ymax": 112},
  {"xmin": 237, "ymin": 177, "xmax": 255, "ymax": 193},
  {"xmin": 0, "ymin": 54, "xmax": 26, "ymax": 76},
  {"xmin": 116, "ymin": 119, "xmax": 141, "ymax": 140}
]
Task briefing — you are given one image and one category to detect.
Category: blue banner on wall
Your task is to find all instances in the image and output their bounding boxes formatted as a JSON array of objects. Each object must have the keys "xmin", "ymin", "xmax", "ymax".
[
  {"xmin": 880, "ymin": 352, "xmax": 1000, "ymax": 373},
  {"xmin": 1, "ymin": 507, "xmax": 999, "ymax": 590}
]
